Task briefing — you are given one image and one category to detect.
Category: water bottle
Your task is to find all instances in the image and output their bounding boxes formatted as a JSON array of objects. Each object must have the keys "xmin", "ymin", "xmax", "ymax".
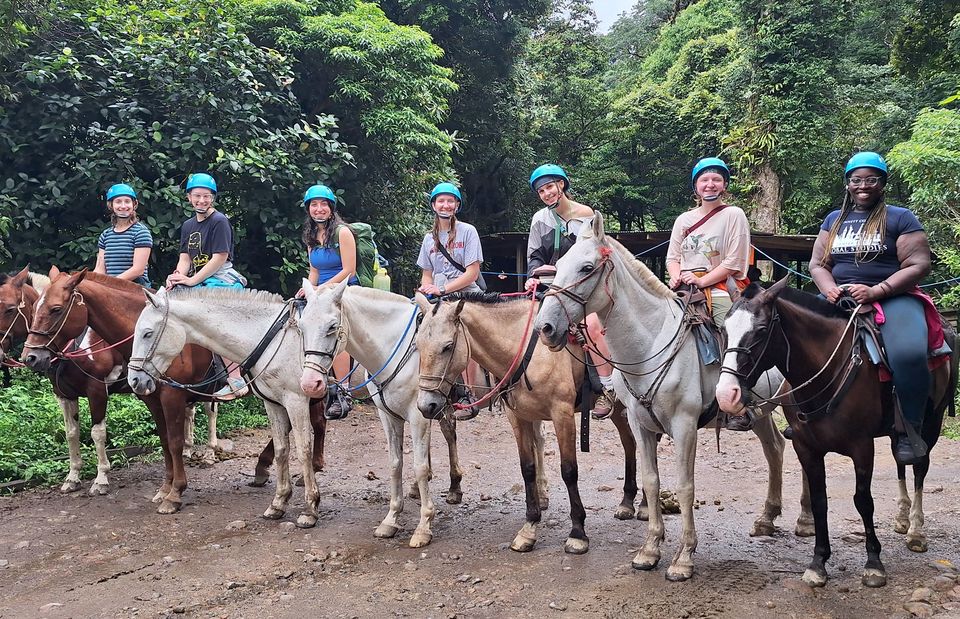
[{"xmin": 373, "ymin": 268, "xmax": 391, "ymax": 292}]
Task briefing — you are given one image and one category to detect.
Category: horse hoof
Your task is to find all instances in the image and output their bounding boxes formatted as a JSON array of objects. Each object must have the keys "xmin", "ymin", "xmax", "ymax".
[
  {"xmin": 861, "ymin": 568, "xmax": 887, "ymax": 588},
  {"xmin": 262, "ymin": 507, "xmax": 285, "ymax": 520},
  {"xmin": 157, "ymin": 500, "xmax": 181, "ymax": 515},
  {"xmin": 907, "ymin": 537, "xmax": 928, "ymax": 553},
  {"xmin": 408, "ymin": 487, "xmax": 421, "ymax": 500},
  {"xmin": 665, "ymin": 565, "xmax": 694, "ymax": 582},
  {"xmin": 564, "ymin": 538, "xmax": 589, "ymax": 555},
  {"xmin": 409, "ymin": 532, "xmax": 433, "ymax": 548},
  {"xmin": 794, "ymin": 521, "xmax": 816, "ymax": 537},
  {"xmin": 60, "ymin": 480, "xmax": 81, "ymax": 494},
  {"xmin": 510, "ymin": 536, "xmax": 536, "ymax": 552},
  {"xmin": 296, "ymin": 514, "xmax": 318, "ymax": 529},
  {"xmin": 637, "ymin": 506, "xmax": 650, "ymax": 522},
  {"xmin": 801, "ymin": 569, "xmax": 827, "ymax": 588},
  {"xmin": 151, "ymin": 491, "xmax": 165, "ymax": 504},
  {"xmin": 614, "ymin": 505, "xmax": 636, "ymax": 521},
  {"xmin": 248, "ymin": 475, "xmax": 269, "ymax": 488},
  {"xmin": 893, "ymin": 519, "xmax": 909, "ymax": 535},
  {"xmin": 88, "ymin": 483, "xmax": 110, "ymax": 496},
  {"xmin": 375, "ymin": 523, "xmax": 399, "ymax": 539},
  {"xmin": 750, "ymin": 520, "xmax": 776, "ymax": 537},
  {"xmin": 631, "ymin": 551, "xmax": 660, "ymax": 571},
  {"xmin": 445, "ymin": 490, "xmax": 463, "ymax": 505}
]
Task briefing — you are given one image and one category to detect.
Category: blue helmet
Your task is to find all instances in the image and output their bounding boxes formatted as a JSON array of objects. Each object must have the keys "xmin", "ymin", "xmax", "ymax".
[
  {"xmin": 691, "ymin": 157, "xmax": 730, "ymax": 183},
  {"xmin": 430, "ymin": 182, "xmax": 462, "ymax": 203},
  {"xmin": 844, "ymin": 151, "xmax": 888, "ymax": 179},
  {"xmin": 303, "ymin": 184, "xmax": 337, "ymax": 207},
  {"xmin": 106, "ymin": 183, "xmax": 137, "ymax": 201},
  {"xmin": 186, "ymin": 173, "xmax": 217, "ymax": 194},
  {"xmin": 529, "ymin": 164, "xmax": 570, "ymax": 192}
]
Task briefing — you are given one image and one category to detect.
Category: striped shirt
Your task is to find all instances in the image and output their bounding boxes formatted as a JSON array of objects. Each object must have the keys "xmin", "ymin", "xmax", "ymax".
[{"xmin": 97, "ymin": 222, "xmax": 153, "ymax": 280}]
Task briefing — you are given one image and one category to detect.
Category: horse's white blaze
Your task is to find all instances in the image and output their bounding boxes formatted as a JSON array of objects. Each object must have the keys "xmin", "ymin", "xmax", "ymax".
[
  {"xmin": 716, "ymin": 308, "xmax": 754, "ymax": 413},
  {"xmin": 105, "ymin": 364, "xmax": 123, "ymax": 382}
]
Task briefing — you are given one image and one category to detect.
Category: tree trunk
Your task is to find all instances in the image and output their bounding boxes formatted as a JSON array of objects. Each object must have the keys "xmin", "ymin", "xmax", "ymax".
[{"xmin": 752, "ymin": 162, "xmax": 781, "ymax": 234}]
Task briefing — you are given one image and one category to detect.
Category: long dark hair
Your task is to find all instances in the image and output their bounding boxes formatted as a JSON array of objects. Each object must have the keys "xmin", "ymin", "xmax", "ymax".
[
  {"xmin": 302, "ymin": 197, "xmax": 347, "ymax": 250},
  {"xmin": 821, "ymin": 189, "xmax": 888, "ymax": 266}
]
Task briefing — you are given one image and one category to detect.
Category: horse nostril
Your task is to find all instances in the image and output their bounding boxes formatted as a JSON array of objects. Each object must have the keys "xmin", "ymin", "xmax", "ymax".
[{"xmin": 541, "ymin": 323, "xmax": 554, "ymax": 336}]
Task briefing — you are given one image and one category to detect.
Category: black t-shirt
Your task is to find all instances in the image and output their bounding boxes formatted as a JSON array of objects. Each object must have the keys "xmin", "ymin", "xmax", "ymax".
[
  {"xmin": 820, "ymin": 205, "xmax": 924, "ymax": 286},
  {"xmin": 179, "ymin": 211, "xmax": 235, "ymax": 277}
]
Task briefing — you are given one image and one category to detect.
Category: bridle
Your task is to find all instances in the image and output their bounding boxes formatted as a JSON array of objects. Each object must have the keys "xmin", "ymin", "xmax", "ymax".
[
  {"xmin": 543, "ymin": 248, "xmax": 613, "ymax": 313},
  {"xmin": 0, "ymin": 293, "xmax": 29, "ymax": 352},
  {"xmin": 302, "ymin": 321, "xmax": 348, "ymax": 377},
  {"xmin": 719, "ymin": 305, "xmax": 788, "ymax": 383},
  {"xmin": 417, "ymin": 319, "xmax": 472, "ymax": 398},
  {"xmin": 127, "ymin": 295, "xmax": 171, "ymax": 382},
  {"xmin": 23, "ymin": 290, "xmax": 85, "ymax": 356}
]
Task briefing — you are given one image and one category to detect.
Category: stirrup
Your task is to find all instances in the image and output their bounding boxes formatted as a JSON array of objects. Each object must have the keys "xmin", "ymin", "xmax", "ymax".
[{"xmin": 213, "ymin": 377, "xmax": 248, "ymax": 401}]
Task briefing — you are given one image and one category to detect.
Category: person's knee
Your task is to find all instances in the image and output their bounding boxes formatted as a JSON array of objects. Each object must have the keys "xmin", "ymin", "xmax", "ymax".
[{"xmin": 585, "ymin": 313, "xmax": 604, "ymax": 339}]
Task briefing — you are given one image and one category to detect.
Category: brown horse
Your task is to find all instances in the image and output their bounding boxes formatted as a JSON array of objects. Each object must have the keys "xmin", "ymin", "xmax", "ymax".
[
  {"xmin": 21, "ymin": 268, "xmax": 324, "ymax": 512},
  {"xmin": 716, "ymin": 278, "xmax": 957, "ymax": 588}
]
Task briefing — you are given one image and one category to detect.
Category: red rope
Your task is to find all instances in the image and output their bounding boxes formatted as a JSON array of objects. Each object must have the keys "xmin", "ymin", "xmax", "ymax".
[
  {"xmin": 62, "ymin": 332, "xmax": 134, "ymax": 358},
  {"xmin": 453, "ymin": 291, "xmax": 538, "ymax": 410},
  {"xmin": 1, "ymin": 358, "xmax": 25, "ymax": 368}
]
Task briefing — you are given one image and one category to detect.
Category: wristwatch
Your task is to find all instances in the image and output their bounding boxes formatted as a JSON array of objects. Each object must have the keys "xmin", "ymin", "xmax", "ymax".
[{"xmin": 439, "ymin": 285, "xmax": 447, "ymax": 296}]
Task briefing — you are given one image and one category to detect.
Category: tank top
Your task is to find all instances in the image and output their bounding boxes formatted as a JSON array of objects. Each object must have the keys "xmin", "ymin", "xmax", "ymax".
[{"xmin": 309, "ymin": 246, "xmax": 359, "ymax": 286}]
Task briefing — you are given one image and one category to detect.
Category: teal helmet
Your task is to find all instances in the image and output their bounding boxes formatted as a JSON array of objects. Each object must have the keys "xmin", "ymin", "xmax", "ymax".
[
  {"xmin": 303, "ymin": 184, "xmax": 337, "ymax": 208},
  {"xmin": 844, "ymin": 151, "xmax": 888, "ymax": 179},
  {"xmin": 691, "ymin": 157, "xmax": 730, "ymax": 183},
  {"xmin": 529, "ymin": 164, "xmax": 570, "ymax": 192},
  {"xmin": 186, "ymin": 173, "xmax": 217, "ymax": 194},
  {"xmin": 106, "ymin": 183, "xmax": 137, "ymax": 201},
  {"xmin": 430, "ymin": 182, "xmax": 462, "ymax": 203}
]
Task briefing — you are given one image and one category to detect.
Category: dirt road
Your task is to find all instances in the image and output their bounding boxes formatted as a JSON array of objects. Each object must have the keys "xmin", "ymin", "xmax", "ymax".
[{"xmin": 1, "ymin": 405, "xmax": 959, "ymax": 618}]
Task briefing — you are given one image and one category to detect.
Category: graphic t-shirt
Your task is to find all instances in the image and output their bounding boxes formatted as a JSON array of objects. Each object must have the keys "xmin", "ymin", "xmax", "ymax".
[
  {"xmin": 666, "ymin": 205, "xmax": 751, "ymax": 283},
  {"xmin": 820, "ymin": 205, "xmax": 923, "ymax": 286},
  {"xmin": 178, "ymin": 211, "xmax": 236, "ymax": 277},
  {"xmin": 417, "ymin": 222, "xmax": 483, "ymax": 289},
  {"xmin": 98, "ymin": 222, "xmax": 152, "ymax": 281}
]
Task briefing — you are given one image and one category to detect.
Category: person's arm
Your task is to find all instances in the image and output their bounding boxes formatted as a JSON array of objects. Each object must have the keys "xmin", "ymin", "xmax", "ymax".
[
  {"xmin": 116, "ymin": 247, "xmax": 151, "ymax": 281},
  {"xmin": 666, "ymin": 217, "xmax": 685, "ymax": 288},
  {"xmin": 693, "ymin": 266, "xmax": 737, "ymax": 289},
  {"xmin": 688, "ymin": 210, "xmax": 750, "ymax": 289},
  {"xmin": 809, "ymin": 230, "xmax": 843, "ymax": 302},
  {"xmin": 166, "ymin": 253, "xmax": 193, "ymax": 288},
  {"xmin": 94, "ymin": 248, "xmax": 107, "ymax": 275},
  {"xmin": 321, "ymin": 226, "xmax": 357, "ymax": 286},
  {"xmin": 296, "ymin": 263, "xmax": 321, "ymax": 298},
  {"xmin": 445, "ymin": 262, "xmax": 481, "ymax": 293},
  {"xmin": 419, "ymin": 269, "xmax": 440, "ymax": 296},
  {"xmin": 875, "ymin": 231, "xmax": 931, "ymax": 298}
]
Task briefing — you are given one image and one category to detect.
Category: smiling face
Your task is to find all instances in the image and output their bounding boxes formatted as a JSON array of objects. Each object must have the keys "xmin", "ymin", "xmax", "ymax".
[
  {"xmin": 694, "ymin": 171, "xmax": 727, "ymax": 203},
  {"xmin": 536, "ymin": 179, "xmax": 564, "ymax": 206},
  {"xmin": 109, "ymin": 195, "xmax": 137, "ymax": 220},
  {"xmin": 307, "ymin": 198, "xmax": 334, "ymax": 222},
  {"xmin": 187, "ymin": 188, "xmax": 215, "ymax": 216},
  {"xmin": 846, "ymin": 168, "xmax": 886, "ymax": 208},
  {"xmin": 431, "ymin": 194, "xmax": 459, "ymax": 219}
]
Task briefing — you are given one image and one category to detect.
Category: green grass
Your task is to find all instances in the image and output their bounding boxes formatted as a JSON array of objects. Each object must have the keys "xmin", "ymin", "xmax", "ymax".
[{"xmin": 0, "ymin": 369, "xmax": 268, "ymax": 487}]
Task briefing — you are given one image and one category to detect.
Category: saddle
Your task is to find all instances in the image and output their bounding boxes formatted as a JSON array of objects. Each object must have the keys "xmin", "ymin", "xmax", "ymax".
[{"xmin": 675, "ymin": 287, "xmax": 723, "ymax": 366}]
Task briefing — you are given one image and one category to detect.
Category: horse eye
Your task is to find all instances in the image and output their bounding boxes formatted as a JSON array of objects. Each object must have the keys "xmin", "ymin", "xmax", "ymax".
[
  {"xmin": 3, "ymin": 307, "xmax": 13, "ymax": 314},
  {"xmin": 50, "ymin": 306, "xmax": 63, "ymax": 313},
  {"xmin": 143, "ymin": 330, "xmax": 153, "ymax": 339},
  {"xmin": 580, "ymin": 264, "xmax": 595, "ymax": 273},
  {"xmin": 326, "ymin": 325, "xmax": 338, "ymax": 336},
  {"xmin": 442, "ymin": 342, "xmax": 454, "ymax": 353}
]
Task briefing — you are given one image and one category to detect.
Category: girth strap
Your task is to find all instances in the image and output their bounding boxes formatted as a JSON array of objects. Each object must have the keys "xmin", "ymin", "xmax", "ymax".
[{"xmin": 506, "ymin": 327, "xmax": 540, "ymax": 392}]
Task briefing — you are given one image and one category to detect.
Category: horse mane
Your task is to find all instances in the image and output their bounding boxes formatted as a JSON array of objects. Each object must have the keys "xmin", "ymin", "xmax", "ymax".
[
  {"xmin": 167, "ymin": 286, "xmax": 285, "ymax": 306},
  {"xmin": 79, "ymin": 270, "xmax": 152, "ymax": 293},
  {"xmin": 0, "ymin": 271, "xmax": 50, "ymax": 291},
  {"xmin": 444, "ymin": 290, "xmax": 527, "ymax": 305},
  {"xmin": 604, "ymin": 236, "xmax": 676, "ymax": 300},
  {"xmin": 778, "ymin": 285, "xmax": 849, "ymax": 320}
]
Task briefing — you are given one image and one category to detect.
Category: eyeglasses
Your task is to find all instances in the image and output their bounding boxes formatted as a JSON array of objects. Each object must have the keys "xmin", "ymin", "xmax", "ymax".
[{"xmin": 848, "ymin": 176, "xmax": 882, "ymax": 188}]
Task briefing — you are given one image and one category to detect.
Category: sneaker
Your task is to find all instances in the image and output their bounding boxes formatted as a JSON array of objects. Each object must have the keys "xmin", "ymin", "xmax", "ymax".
[
  {"xmin": 451, "ymin": 383, "xmax": 479, "ymax": 421},
  {"xmin": 725, "ymin": 412, "xmax": 753, "ymax": 432},
  {"xmin": 213, "ymin": 377, "xmax": 248, "ymax": 401},
  {"xmin": 893, "ymin": 432, "xmax": 927, "ymax": 466},
  {"xmin": 591, "ymin": 389, "xmax": 615, "ymax": 420},
  {"xmin": 324, "ymin": 384, "xmax": 352, "ymax": 420}
]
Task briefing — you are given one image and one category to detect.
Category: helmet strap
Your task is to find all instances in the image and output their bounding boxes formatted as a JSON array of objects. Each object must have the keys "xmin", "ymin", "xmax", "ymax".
[
  {"xmin": 700, "ymin": 193, "xmax": 721, "ymax": 203},
  {"xmin": 312, "ymin": 217, "xmax": 329, "ymax": 224}
]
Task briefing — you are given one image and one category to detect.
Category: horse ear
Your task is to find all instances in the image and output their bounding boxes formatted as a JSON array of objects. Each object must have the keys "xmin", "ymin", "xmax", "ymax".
[
  {"xmin": 143, "ymin": 288, "xmax": 162, "ymax": 308},
  {"xmin": 414, "ymin": 292, "xmax": 432, "ymax": 314},
  {"xmin": 726, "ymin": 276, "xmax": 741, "ymax": 303},
  {"xmin": 330, "ymin": 279, "xmax": 349, "ymax": 305},
  {"xmin": 12, "ymin": 267, "xmax": 29, "ymax": 289},
  {"xmin": 762, "ymin": 276, "xmax": 791, "ymax": 300},
  {"xmin": 301, "ymin": 278, "xmax": 315, "ymax": 300},
  {"xmin": 64, "ymin": 268, "xmax": 88, "ymax": 290},
  {"xmin": 48, "ymin": 265, "xmax": 61, "ymax": 280},
  {"xmin": 592, "ymin": 212, "xmax": 605, "ymax": 241},
  {"xmin": 453, "ymin": 299, "xmax": 466, "ymax": 318}
]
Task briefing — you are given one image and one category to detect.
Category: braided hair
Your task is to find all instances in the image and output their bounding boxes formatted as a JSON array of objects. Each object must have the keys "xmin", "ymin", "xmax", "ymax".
[
  {"xmin": 431, "ymin": 214, "xmax": 458, "ymax": 252},
  {"xmin": 820, "ymin": 188, "xmax": 888, "ymax": 266}
]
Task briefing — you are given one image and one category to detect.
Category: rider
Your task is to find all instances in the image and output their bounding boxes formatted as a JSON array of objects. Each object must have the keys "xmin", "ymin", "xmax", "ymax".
[
  {"xmin": 301, "ymin": 183, "xmax": 358, "ymax": 420},
  {"xmin": 525, "ymin": 164, "xmax": 617, "ymax": 420},
  {"xmin": 416, "ymin": 182, "xmax": 484, "ymax": 420},
  {"xmin": 666, "ymin": 158, "xmax": 752, "ymax": 429},
  {"xmin": 94, "ymin": 183, "xmax": 153, "ymax": 287},
  {"xmin": 165, "ymin": 173, "xmax": 249, "ymax": 401},
  {"xmin": 810, "ymin": 152, "xmax": 932, "ymax": 465}
]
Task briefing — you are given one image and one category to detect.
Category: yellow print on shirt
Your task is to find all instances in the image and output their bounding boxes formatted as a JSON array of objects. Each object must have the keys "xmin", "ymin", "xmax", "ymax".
[
  {"xmin": 187, "ymin": 231, "xmax": 210, "ymax": 272},
  {"xmin": 684, "ymin": 233, "xmax": 721, "ymax": 260}
]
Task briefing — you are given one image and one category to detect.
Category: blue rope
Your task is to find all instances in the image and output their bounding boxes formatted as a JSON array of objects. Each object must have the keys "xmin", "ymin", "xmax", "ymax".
[
  {"xmin": 750, "ymin": 245, "xmax": 813, "ymax": 280},
  {"xmin": 338, "ymin": 304, "xmax": 419, "ymax": 392}
]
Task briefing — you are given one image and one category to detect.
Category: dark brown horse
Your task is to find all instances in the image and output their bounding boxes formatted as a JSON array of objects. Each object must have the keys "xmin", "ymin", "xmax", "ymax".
[
  {"xmin": 21, "ymin": 268, "xmax": 325, "ymax": 511},
  {"xmin": 716, "ymin": 278, "xmax": 957, "ymax": 588}
]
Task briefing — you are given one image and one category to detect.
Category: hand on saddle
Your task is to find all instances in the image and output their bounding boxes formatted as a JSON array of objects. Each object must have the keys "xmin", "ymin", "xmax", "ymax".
[
  {"xmin": 678, "ymin": 271, "xmax": 702, "ymax": 288},
  {"xmin": 833, "ymin": 284, "xmax": 876, "ymax": 306}
]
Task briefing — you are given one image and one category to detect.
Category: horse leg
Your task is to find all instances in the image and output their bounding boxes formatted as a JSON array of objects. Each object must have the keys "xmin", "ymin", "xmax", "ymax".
[
  {"xmin": 906, "ymin": 458, "xmax": 930, "ymax": 552},
  {"xmin": 87, "ymin": 389, "xmax": 111, "ymax": 496},
  {"xmin": 183, "ymin": 403, "xmax": 196, "ymax": 459},
  {"xmin": 205, "ymin": 401, "xmax": 219, "ymax": 451},
  {"xmin": 553, "ymin": 412, "xmax": 588, "ymax": 554},
  {"xmin": 156, "ymin": 391, "xmax": 189, "ymax": 514},
  {"xmin": 57, "ymin": 396, "xmax": 83, "ymax": 493},
  {"xmin": 143, "ymin": 397, "xmax": 173, "ymax": 504},
  {"xmin": 850, "ymin": 443, "xmax": 886, "ymax": 587},
  {"xmin": 533, "ymin": 420, "xmax": 549, "ymax": 510},
  {"xmin": 632, "ymin": 425, "xmax": 664, "ymax": 571},
  {"xmin": 795, "ymin": 466, "xmax": 815, "ymax": 537},
  {"xmin": 665, "ymin": 423, "xmax": 698, "ymax": 581},
  {"xmin": 894, "ymin": 462, "xmax": 910, "ymax": 534},
  {"xmin": 510, "ymin": 415, "xmax": 543, "ymax": 552},
  {"xmin": 291, "ymin": 398, "xmax": 320, "ymax": 528},
  {"xmin": 794, "ymin": 444, "xmax": 831, "ymax": 587},
  {"xmin": 610, "ymin": 402, "xmax": 639, "ymax": 520},
  {"xmin": 374, "ymin": 412, "xmax": 405, "ymax": 539},
  {"xmin": 262, "ymin": 403, "xmax": 293, "ymax": 520},
  {"xmin": 309, "ymin": 400, "xmax": 326, "ymax": 472},
  {"xmin": 747, "ymin": 412, "xmax": 783, "ymax": 536},
  {"xmin": 437, "ymin": 415, "xmax": 464, "ymax": 505},
  {"xmin": 409, "ymin": 415, "xmax": 437, "ymax": 548}
]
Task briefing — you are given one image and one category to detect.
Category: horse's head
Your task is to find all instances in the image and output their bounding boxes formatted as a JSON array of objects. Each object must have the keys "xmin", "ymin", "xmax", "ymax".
[
  {"xmin": 0, "ymin": 267, "xmax": 33, "ymax": 360},
  {"xmin": 298, "ymin": 279, "xmax": 349, "ymax": 399},
  {"xmin": 414, "ymin": 293, "xmax": 469, "ymax": 419},
  {"xmin": 126, "ymin": 287, "xmax": 185, "ymax": 395},
  {"xmin": 536, "ymin": 213, "xmax": 613, "ymax": 350},
  {"xmin": 716, "ymin": 277, "xmax": 790, "ymax": 415},
  {"xmin": 22, "ymin": 266, "xmax": 90, "ymax": 371}
]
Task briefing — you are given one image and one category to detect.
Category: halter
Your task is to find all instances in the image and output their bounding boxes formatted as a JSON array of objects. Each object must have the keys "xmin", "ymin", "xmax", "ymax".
[
  {"xmin": 23, "ymin": 290, "xmax": 85, "ymax": 355},
  {"xmin": 127, "ymin": 293, "xmax": 171, "ymax": 383},
  {"xmin": 0, "ymin": 294, "xmax": 28, "ymax": 351},
  {"xmin": 417, "ymin": 319, "xmax": 472, "ymax": 398},
  {"xmin": 302, "ymin": 321, "xmax": 348, "ymax": 377}
]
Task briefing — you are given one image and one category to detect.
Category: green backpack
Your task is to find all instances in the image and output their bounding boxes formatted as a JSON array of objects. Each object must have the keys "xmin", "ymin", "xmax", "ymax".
[{"xmin": 334, "ymin": 223, "xmax": 378, "ymax": 287}]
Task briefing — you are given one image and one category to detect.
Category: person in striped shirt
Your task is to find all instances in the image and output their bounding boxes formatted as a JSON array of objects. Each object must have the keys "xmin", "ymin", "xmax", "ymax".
[{"xmin": 94, "ymin": 183, "xmax": 153, "ymax": 287}]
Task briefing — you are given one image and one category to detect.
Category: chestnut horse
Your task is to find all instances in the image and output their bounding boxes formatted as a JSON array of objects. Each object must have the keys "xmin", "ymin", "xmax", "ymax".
[
  {"xmin": 21, "ymin": 269, "xmax": 323, "ymax": 512},
  {"xmin": 716, "ymin": 279, "xmax": 957, "ymax": 588}
]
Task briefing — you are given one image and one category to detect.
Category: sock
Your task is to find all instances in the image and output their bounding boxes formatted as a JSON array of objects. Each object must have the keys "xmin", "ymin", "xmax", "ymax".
[{"xmin": 599, "ymin": 373, "xmax": 614, "ymax": 391}]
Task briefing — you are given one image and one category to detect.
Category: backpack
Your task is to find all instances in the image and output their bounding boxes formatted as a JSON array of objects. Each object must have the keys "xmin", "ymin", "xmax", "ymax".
[{"xmin": 334, "ymin": 223, "xmax": 378, "ymax": 287}]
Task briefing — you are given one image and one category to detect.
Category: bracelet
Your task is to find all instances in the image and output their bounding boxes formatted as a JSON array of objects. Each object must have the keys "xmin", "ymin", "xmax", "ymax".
[{"xmin": 878, "ymin": 281, "xmax": 893, "ymax": 295}]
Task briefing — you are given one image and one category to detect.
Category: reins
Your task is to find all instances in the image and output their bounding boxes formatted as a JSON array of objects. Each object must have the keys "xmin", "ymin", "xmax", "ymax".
[{"xmin": 23, "ymin": 290, "xmax": 85, "ymax": 355}]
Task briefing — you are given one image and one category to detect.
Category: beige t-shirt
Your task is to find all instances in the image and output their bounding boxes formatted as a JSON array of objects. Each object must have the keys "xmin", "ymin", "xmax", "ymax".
[{"xmin": 666, "ymin": 205, "xmax": 751, "ymax": 282}]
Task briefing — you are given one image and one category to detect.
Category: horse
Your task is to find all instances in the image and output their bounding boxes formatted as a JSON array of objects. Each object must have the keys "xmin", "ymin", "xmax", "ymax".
[
  {"xmin": 21, "ymin": 268, "xmax": 323, "ymax": 513},
  {"xmin": 125, "ymin": 285, "xmax": 328, "ymax": 527},
  {"xmin": 297, "ymin": 281, "xmax": 465, "ymax": 547},
  {"xmin": 534, "ymin": 213, "xmax": 805, "ymax": 581},
  {"xmin": 414, "ymin": 284, "xmax": 657, "ymax": 556},
  {"xmin": 0, "ymin": 267, "xmax": 216, "ymax": 493},
  {"xmin": 715, "ymin": 277, "xmax": 957, "ymax": 588}
]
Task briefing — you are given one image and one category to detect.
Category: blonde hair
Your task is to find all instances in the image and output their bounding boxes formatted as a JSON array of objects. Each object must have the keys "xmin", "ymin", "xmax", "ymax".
[
  {"xmin": 432, "ymin": 214, "xmax": 458, "ymax": 252},
  {"xmin": 820, "ymin": 191, "xmax": 888, "ymax": 266}
]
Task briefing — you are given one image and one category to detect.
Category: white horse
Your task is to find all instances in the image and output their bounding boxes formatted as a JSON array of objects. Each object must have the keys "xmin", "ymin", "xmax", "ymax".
[
  {"xmin": 535, "ymin": 214, "xmax": 807, "ymax": 581},
  {"xmin": 126, "ymin": 286, "xmax": 324, "ymax": 528},
  {"xmin": 298, "ymin": 281, "xmax": 464, "ymax": 548}
]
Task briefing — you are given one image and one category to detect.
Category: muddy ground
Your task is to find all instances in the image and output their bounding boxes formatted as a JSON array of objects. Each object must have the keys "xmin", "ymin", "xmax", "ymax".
[{"xmin": 1, "ymin": 404, "xmax": 959, "ymax": 618}]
